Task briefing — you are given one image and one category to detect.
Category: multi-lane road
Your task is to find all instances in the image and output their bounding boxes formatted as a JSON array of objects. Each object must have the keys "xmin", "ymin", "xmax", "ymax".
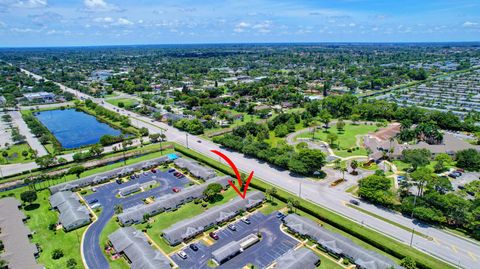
[{"xmin": 18, "ymin": 68, "xmax": 480, "ymax": 268}]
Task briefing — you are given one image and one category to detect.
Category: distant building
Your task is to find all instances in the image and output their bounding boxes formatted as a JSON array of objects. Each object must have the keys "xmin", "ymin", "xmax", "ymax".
[
  {"xmin": 23, "ymin": 92, "xmax": 56, "ymax": 103},
  {"xmin": 0, "ymin": 197, "xmax": 43, "ymax": 269},
  {"xmin": 108, "ymin": 227, "xmax": 171, "ymax": 269}
]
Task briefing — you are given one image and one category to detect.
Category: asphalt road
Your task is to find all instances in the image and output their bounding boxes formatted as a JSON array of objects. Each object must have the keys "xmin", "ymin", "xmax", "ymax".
[
  {"xmin": 19, "ymin": 68, "xmax": 480, "ymax": 269},
  {"xmin": 82, "ymin": 169, "xmax": 191, "ymax": 269}
]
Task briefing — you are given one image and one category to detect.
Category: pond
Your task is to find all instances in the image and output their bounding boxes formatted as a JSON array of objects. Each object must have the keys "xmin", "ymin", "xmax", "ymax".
[{"xmin": 35, "ymin": 109, "xmax": 122, "ymax": 149}]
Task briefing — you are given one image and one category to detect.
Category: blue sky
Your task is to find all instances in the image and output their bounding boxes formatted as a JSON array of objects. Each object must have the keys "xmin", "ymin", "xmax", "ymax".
[{"xmin": 0, "ymin": 0, "xmax": 479, "ymax": 47}]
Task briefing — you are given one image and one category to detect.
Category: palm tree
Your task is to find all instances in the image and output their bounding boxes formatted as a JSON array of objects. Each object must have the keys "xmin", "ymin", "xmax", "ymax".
[{"xmin": 350, "ymin": 160, "xmax": 358, "ymax": 175}]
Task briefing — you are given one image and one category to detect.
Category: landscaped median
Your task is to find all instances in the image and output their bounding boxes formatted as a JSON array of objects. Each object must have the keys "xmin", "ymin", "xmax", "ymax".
[{"xmin": 173, "ymin": 143, "xmax": 455, "ymax": 269}]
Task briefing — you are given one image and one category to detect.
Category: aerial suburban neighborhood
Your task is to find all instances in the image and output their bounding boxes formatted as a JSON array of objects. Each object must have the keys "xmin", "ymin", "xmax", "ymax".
[{"xmin": 0, "ymin": 1, "xmax": 480, "ymax": 269}]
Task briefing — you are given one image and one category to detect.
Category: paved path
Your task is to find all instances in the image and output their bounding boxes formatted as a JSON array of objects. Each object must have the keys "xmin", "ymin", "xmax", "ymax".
[
  {"xmin": 8, "ymin": 110, "xmax": 48, "ymax": 157},
  {"xmin": 18, "ymin": 67, "xmax": 480, "ymax": 269}
]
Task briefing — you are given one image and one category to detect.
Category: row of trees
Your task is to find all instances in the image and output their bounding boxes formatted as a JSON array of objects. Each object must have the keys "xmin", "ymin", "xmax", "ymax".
[{"xmin": 214, "ymin": 122, "xmax": 325, "ymax": 175}]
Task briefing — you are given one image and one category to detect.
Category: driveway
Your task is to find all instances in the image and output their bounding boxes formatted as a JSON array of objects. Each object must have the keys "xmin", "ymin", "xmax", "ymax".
[
  {"xmin": 82, "ymin": 169, "xmax": 191, "ymax": 269},
  {"xmin": 171, "ymin": 212, "xmax": 299, "ymax": 269}
]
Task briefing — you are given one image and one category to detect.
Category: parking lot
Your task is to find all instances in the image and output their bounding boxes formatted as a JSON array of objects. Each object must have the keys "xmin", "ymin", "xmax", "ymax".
[
  {"xmin": 82, "ymin": 168, "xmax": 192, "ymax": 269},
  {"xmin": 171, "ymin": 212, "xmax": 299, "ymax": 269}
]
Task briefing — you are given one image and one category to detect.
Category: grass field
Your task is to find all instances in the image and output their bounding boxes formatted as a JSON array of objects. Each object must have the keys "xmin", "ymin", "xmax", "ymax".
[
  {"xmin": 296, "ymin": 123, "xmax": 377, "ymax": 157},
  {"xmin": 105, "ymin": 98, "xmax": 139, "ymax": 108},
  {"xmin": 0, "ymin": 143, "xmax": 34, "ymax": 164}
]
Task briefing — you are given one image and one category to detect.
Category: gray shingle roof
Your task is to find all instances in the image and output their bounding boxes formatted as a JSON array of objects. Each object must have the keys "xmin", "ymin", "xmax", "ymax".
[
  {"xmin": 108, "ymin": 227, "xmax": 171, "ymax": 269},
  {"xmin": 162, "ymin": 191, "xmax": 265, "ymax": 245},
  {"xmin": 118, "ymin": 176, "xmax": 231, "ymax": 225},
  {"xmin": 49, "ymin": 191, "xmax": 90, "ymax": 231},
  {"xmin": 0, "ymin": 197, "xmax": 43, "ymax": 269},
  {"xmin": 211, "ymin": 240, "xmax": 242, "ymax": 264},
  {"xmin": 274, "ymin": 248, "xmax": 319, "ymax": 269},
  {"xmin": 174, "ymin": 158, "xmax": 216, "ymax": 180},
  {"xmin": 283, "ymin": 214, "xmax": 402, "ymax": 269},
  {"xmin": 119, "ymin": 183, "xmax": 141, "ymax": 196},
  {"xmin": 49, "ymin": 156, "xmax": 171, "ymax": 194}
]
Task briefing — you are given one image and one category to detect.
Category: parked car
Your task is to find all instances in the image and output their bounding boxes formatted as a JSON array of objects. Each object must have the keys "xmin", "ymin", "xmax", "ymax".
[
  {"xmin": 88, "ymin": 199, "xmax": 98, "ymax": 204},
  {"xmin": 448, "ymin": 172, "xmax": 460, "ymax": 178},
  {"xmin": 209, "ymin": 232, "xmax": 219, "ymax": 240},
  {"xmin": 91, "ymin": 203, "xmax": 101, "ymax": 209},
  {"xmin": 350, "ymin": 199, "xmax": 360, "ymax": 206},
  {"xmin": 168, "ymin": 169, "xmax": 176, "ymax": 173},
  {"xmin": 397, "ymin": 176, "xmax": 405, "ymax": 181},
  {"xmin": 173, "ymin": 172, "xmax": 180, "ymax": 177},
  {"xmin": 228, "ymin": 224, "xmax": 237, "ymax": 231},
  {"xmin": 150, "ymin": 168, "xmax": 157, "ymax": 173},
  {"xmin": 172, "ymin": 188, "xmax": 180, "ymax": 193},
  {"xmin": 91, "ymin": 187, "xmax": 97, "ymax": 192},
  {"xmin": 116, "ymin": 179, "xmax": 122, "ymax": 184},
  {"xmin": 276, "ymin": 212, "xmax": 285, "ymax": 219},
  {"xmin": 197, "ymin": 140, "xmax": 202, "ymax": 143},
  {"xmin": 130, "ymin": 175, "xmax": 136, "ymax": 180},
  {"xmin": 189, "ymin": 243, "xmax": 199, "ymax": 251},
  {"xmin": 176, "ymin": 173, "xmax": 185, "ymax": 178},
  {"xmin": 241, "ymin": 217, "xmax": 251, "ymax": 224},
  {"xmin": 456, "ymin": 168, "xmax": 465, "ymax": 173},
  {"xmin": 177, "ymin": 251, "xmax": 187, "ymax": 259}
]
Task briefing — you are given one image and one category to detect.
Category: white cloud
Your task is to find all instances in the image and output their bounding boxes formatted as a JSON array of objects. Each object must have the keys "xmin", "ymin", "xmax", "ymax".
[
  {"xmin": 252, "ymin": 21, "xmax": 272, "ymax": 33},
  {"xmin": 116, "ymin": 18, "xmax": 133, "ymax": 26},
  {"xmin": 83, "ymin": 0, "xmax": 120, "ymax": 12},
  {"xmin": 94, "ymin": 17, "xmax": 114, "ymax": 23},
  {"xmin": 463, "ymin": 21, "xmax": 479, "ymax": 28},
  {"xmin": 84, "ymin": 0, "xmax": 107, "ymax": 9},
  {"xmin": 1, "ymin": 0, "xmax": 47, "ymax": 8},
  {"xmin": 234, "ymin": 21, "xmax": 250, "ymax": 33}
]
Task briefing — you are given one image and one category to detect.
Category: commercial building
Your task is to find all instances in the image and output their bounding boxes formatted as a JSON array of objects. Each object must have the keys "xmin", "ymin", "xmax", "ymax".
[
  {"xmin": 162, "ymin": 191, "xmax": 265, "ymax": 245},
  {"xmin": 174, "ymin": 158, "xmax": 216, "ymax": 180},
  {"xmin": 108, "ymin": 227, "xmax": 171, "ymax": 269},
  {"xmin": 283, "ymin": 214, "xmax": 402, "ymax": 269},
  {"xmin": 0, "ymin": 197, "xmax": 43, "ymax": 269},
  {"xmin": 49, "ymin": 156, "xmax": 172, "ymax": 194},
  {"xmin": 49, "ymin": 191, "xmax": 91, "ymax": 231},
  {"xmin": 273, "ymin": 248, "xmax": 320, "ymax": 269},
  {"xmin": 23, "ymin": 92, "xmax": 56, "ymax": 103},
  {"xmin": 118, "ymin": 176, "xmax": 231, "ymax": 225}
]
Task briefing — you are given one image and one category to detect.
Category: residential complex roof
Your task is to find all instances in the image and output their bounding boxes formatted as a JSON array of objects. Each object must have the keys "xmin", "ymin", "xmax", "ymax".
[
  {"xmin": 49, "ymin": 156, "xmax": 171, "ymax": 194},
  {"xmin": 0, "ymin": 197, "xmax": 43, "ymax": 269},
  {"xmin": 174, "ymin": 158, "xmax": 216, "ymax": 180},
  {"xmin": 162, "ymin": 191, "xmax": 265, "ymax": 245},
  {"xmin": 117, "ymin": 176, "xmax": 231, "ymax": 225},
  {"xmin": 283, "ymin": 214, "xmax": 402, "ymax": 269},
  {"xmin": 274, "ymin": 248, "xmax": 319, "ymax": 269},
  {"xmin": 49, "ymin": 191, "xmax": 90, "ymax": 231},
  {"xmin": 211, "ymin": 240, "xmax": 241, "ymax": 264},
  {"xmin": 108, "ymin": 227, "xmax": 171, "ymax": 269}
]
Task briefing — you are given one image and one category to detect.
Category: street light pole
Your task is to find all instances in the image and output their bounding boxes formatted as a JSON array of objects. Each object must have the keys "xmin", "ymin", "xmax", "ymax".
[
  {"xmin": 298, "ymin": 181, "xmax": 302, "ymax": 198},
  {"xmin": 186, "ymin": 133, "xmax": 189, "ymax": 149},
  {"xmin": 409, "ymin": 182, "xmax": 421, "ymax": 247}
]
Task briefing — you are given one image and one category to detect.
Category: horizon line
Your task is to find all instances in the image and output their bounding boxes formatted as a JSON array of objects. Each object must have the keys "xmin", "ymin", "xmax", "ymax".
[{"xmin": 1, "ymin": 40, "xmax": 480, "ymax": 49}]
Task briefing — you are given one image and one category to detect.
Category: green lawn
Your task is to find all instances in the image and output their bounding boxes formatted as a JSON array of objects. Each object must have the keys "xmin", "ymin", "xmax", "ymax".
[
  {"xmin": 135, "ymin": 188, "xmax": 241, "ymax": 254},
  {"xmin": 0, "ymin": 143, "xmax": 34, "ymax": 164},
  {"xmin": 106, "ymin": 98, "xmax": 139, "ymax": 108},
  {"xmin": 296, "ymin": 123, "xmax": 377, "ymax": 157},
  {"xmin": 21, "ymin": 190, "xmax": 86, "ymax": 269},
  {"xmin": 98, "ymin": 218, "xmax": 129, "ymax": 269},
  {"xmin": 316, "ymin": 253, "xmax": 344, "ymax": 269}
]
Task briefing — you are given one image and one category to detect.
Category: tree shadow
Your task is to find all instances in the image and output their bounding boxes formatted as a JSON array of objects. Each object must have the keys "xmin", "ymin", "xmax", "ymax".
[
  {"xmin": 208, "ymin": 194, "xmax": 224, "ymax": 204},
  {"xmin": 24, "ymin": 203, "xmax": 40, "ymax": 211}
]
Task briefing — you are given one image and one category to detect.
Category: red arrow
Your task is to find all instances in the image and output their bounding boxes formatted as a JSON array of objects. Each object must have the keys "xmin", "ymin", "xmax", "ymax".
[{"xmin": 211, "ymin": 150, "xmax": 254, "ymax": 199}]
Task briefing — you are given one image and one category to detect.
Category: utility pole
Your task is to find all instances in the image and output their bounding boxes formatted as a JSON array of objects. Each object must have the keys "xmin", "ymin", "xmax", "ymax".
[
  {"xmin": 298, "ymin": 181, "xmax": 302, "ymax": 198},
  {"xmin": 409, "ymin": 182, "xmax": 421, "ymax": 247},
  {"xmin": 186, "ymin": 133, "xmax": 189, "ymax": 149}
]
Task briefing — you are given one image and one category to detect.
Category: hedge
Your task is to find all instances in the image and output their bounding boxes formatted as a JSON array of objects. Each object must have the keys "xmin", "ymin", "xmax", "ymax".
[{"xmin": 174, "ymin": 143, "xmax": 455, "ymax": 269}]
